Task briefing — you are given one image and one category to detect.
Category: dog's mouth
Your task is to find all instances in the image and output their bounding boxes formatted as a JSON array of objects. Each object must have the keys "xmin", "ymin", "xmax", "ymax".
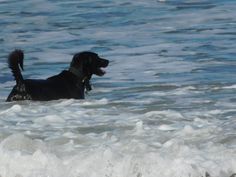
[
  {"xmin": 95, "ymin": 67, "xmax": 107, "ymax": 76},
  {"xmin": 95, "ymin": 59, "xmax": 109, "ymax": 76}
]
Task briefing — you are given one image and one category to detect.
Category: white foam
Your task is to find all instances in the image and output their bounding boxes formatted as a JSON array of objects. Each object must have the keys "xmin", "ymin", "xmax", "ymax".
[
  {"xmin": 81, "ymin": 98, "xmax": 109, "ymax": 106},
  {"xmin": 0, "ymin": 133, "xmax": 236, "ymax": 177},
  {"xmin": 145, "ymin": 110, "xmax": 184, "ymax": 120},
  {"xmin": 54, "ymin": 99, "xmax": 75, "ymax": 106},
  {"xmin": 0, "ymin": 102, "xmax": 235, "ymax": 177},
  {"xmin": 158, "ymin": 124, "xmax": 179, "ymax": 131},
  {"xmin": 223, "ymin": 85, "xmax": 236, "ymax": 89},
  {"xmin": 34, "ymin": 115, "xmax": 65, "ymax": 125},
  {"xmin": 10, "ymin": 105, "xmax": 22, "ymax": 112},
  {"xmin": 0, "ymin": 104, "xmax": 22, "ymax": 115},
  {"xmin": 134, "ymin": 121, "xmax": 144, "ymax": 134},
  {"xmin": 0, "ymin": 134, "xmax": 47, "ymax": 154}
]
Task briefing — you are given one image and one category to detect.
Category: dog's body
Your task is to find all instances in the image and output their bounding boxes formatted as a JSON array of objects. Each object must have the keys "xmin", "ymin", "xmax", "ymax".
[
  {"xmin": 8, "ymin": 71, "xmax": 85, "ymax": 101},
  {"xmin": 6, "ymin": 50, "xmax": 109, "ymax": 101}
]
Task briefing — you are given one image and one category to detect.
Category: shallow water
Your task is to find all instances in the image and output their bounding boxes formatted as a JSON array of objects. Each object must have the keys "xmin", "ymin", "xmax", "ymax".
[{"xmin": 0, "ymin": 0, "xmax": 236, "ymax": 177}]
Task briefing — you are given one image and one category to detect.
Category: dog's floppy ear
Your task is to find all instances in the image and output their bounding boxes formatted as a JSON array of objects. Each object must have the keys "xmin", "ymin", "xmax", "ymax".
[
  {"xmin": 70, "ymin": 53, "xmax": 88, "ymax": 75},
  {"xmin": 70, "ymin": 53, "xmax": 93, "ymax": 92},
  {"xmin": 70, "ymin": 53, "xmax": 91, "ymax": 70},
  {"xmin": 69, "ymin": 53, "xmax": 91, "ymax": 80},
  {"xmin": 70, "ymin": 53, "xmax": 82, "ymax": 68}
]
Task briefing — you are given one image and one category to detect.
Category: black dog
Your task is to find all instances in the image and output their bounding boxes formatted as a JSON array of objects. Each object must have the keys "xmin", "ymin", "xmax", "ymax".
[{"xmin": 6, "ymin": 50, "xmax": 109, "ymax": 101}]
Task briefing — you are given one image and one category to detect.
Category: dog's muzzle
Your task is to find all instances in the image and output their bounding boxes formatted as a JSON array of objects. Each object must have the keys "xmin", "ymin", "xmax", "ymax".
[{"xmin": 96, "ymin": 58, "xmax": 109, "ymax": 76}]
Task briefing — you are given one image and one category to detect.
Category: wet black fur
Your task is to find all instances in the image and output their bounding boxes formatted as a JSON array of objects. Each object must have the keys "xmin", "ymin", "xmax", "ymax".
[{"xmin": 6, "ymin": 50, "xmax": 109, "ymax": 101}]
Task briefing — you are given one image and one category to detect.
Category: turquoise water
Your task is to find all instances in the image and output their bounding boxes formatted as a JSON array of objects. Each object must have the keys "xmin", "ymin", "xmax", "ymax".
[{"xmin": 0, "ymin": 0, "xmax": 236, "ymax": 177}]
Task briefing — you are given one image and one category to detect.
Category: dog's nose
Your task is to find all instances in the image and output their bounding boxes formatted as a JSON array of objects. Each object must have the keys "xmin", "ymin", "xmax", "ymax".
[{"xmin": 100, "ymin": 58, "xmax": 109, "ymax": 67}]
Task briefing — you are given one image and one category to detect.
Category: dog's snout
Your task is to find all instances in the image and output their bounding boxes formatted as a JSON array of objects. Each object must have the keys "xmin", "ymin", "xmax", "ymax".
[{"xmin": 100, "ymin": 58, "xmax": 109, "ymax": 67}]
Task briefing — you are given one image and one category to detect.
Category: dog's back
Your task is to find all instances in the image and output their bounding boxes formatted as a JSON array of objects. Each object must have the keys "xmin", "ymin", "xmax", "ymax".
[
  {"xmin": 6, "ymin": 50, "xmax": 84, "ymax": 101},
  {"xmin": 7, "ymin": 70, "xmax": 85, "ymax": 101},
  {"xmin": 23, "ymin": 72, "xmax": 85, "ymax": 101}
]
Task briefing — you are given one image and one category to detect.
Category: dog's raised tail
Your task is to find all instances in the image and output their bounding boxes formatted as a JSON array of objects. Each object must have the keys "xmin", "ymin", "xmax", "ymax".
[{"xmin": 8, "ymin": 49, "xmax": 24, "ymax": 85}]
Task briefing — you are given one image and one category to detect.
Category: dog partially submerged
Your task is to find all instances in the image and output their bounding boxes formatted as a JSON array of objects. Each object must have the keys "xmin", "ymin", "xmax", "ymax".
[{"xmin": 6, "ymin": 50, "xmax": 109, "ymax": 101}]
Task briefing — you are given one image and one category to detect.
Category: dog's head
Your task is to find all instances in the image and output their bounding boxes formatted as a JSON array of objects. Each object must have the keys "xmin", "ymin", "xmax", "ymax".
[
  {"xmin": 70, "ymin": 51, "xmax": 109, "ymax": 77},
  {"xmin": 69, "ymin": 51, "xmax": 109, "ymax": 91}
]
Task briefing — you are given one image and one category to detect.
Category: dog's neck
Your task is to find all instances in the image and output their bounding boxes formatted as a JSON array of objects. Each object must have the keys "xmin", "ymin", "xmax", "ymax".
[
  {"xmin": 69, "ymin": 66, "xmax": 84, "ymax": 80},
  {"xmin": 68, "ymin": 66, "xmax": 92, "ymax": 92}
]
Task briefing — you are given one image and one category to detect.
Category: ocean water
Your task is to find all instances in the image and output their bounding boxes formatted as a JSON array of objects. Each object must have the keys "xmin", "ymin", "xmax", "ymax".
[{"xmin": 0, "ymin": 0, "xmax": 236, "ymax": 177}]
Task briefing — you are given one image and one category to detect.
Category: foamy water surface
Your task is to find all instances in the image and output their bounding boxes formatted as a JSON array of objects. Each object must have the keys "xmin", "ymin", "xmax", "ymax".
[{"xmin": 0, "ymin": 0, "xmax": 236, "ymax": 177}]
